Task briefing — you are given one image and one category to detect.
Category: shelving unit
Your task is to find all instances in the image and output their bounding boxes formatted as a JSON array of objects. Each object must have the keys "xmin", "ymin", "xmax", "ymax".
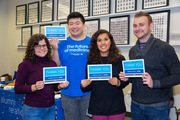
[
  {"xmin": 16, "ymin": 5, "xmax": 180, "ymax": 27},
  {"xmin": 16, "ymin": 0, "xmax": 180, "ymax": 48}
]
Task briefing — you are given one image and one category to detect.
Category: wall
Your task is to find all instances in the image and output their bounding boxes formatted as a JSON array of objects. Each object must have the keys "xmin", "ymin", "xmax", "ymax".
[
  {"xmin": 6, "ymin": 0, "xmax": 37, "ymax": 77},
  {"xmin": 1, "ymin": 0, "xmax": 180, "ymax": 119},
  {"xmin": 0, "ymin": 0, "xmax": 10, "ymax": 75}
]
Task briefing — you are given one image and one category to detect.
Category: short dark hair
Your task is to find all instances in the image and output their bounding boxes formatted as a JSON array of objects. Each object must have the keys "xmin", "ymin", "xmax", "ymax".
[
  {"xmin": 24, "ymin": 34, "xmax": 52, "ymax": 63},
  {"xmin": 135, "ymin": 11, "xmax": 153, "ymax": 25},
  {"xmin": 67, "ymin": 12, "xmax": 85, "ymax": 24}
]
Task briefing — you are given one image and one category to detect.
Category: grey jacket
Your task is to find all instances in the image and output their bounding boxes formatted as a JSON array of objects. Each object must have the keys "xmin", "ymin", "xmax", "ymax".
[{"xmin": 129, "ymin": 34, "xmax": 180, "ymax": 104}]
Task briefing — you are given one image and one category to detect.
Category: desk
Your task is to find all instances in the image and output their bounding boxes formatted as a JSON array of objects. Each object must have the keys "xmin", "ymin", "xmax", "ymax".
[{"xmin": 0, "ymin": 88, "xmax": 65, "ymax": 120}]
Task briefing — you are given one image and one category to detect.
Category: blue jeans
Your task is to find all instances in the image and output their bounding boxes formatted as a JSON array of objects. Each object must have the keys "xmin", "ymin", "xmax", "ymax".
[
  {"xmin": 131, "ymin": 102, "xmax": 170, "ymax": 120},
  {"xmin": 61, "ymin": 94, "xmax": 91, "ymax": 120},
  {"xmin": 22, "ymin": 104, "xmax": 55, "ymax": 120}
]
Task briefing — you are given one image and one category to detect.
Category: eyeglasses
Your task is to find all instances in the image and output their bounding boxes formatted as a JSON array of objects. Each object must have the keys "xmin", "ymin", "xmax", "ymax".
[{"xmin": 35, "ymin": 44, "xmax": 47, "ymax": 49}]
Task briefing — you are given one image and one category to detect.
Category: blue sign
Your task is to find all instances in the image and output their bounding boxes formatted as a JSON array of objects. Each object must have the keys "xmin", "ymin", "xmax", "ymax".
[
  {"xmin": 122, "ymin": 59, "xmax": 145, "ymax": 77},
  {"xmin": 88, "ymin": 64, "xmax": 112, "ymax": 81},
  {"xmin": 43, "ymin": 67, "xmax": 66, "ymax": 84},
  {"xmin": 45, "ymin": 26, "xmax": 66, "ymax": 40}
]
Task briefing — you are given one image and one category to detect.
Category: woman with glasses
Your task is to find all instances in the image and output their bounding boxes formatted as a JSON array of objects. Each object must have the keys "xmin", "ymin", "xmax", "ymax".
[{"xmin": 14, "ymin": 34, "xmax": 69, "ymax": 120}]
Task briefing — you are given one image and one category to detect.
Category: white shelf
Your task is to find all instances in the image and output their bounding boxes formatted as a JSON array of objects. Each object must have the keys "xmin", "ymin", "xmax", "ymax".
[{"xmin": 17, "ymin": 46, "xmax": 26, "ymax": 49}]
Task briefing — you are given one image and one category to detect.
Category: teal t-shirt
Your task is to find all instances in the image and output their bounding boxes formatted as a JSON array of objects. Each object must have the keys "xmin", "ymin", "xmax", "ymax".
[{"xmin": 58, "ymin": 36, "xmax": 91, "ymax": 97}]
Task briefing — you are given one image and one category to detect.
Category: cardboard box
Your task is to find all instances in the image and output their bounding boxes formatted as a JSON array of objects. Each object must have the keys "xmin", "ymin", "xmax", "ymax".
[{"xmin": 0, "ymin": 76, "xmax": 11, "ymax": 82}]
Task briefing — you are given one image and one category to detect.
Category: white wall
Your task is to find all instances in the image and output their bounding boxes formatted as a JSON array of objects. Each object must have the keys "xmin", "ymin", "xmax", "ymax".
[
  {"xmin": 6, "ymin": 0, "xmax": 38, "ymax": 77},
  {"xmin": 0, "ymin": 0, "xmax": 10, "ymax": 75}
]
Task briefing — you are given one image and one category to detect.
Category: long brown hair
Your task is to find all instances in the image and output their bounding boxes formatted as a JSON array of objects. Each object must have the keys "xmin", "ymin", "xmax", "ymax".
[
  {"xmin": 24, "ymin": 34, "xmax": 52, "ymax": 63},
  {"xmin": 88, "ymin": 29, "xmax": 122, "ymax": 63}
]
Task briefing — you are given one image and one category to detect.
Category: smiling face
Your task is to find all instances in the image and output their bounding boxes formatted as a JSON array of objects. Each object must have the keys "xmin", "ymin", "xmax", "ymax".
[
  {"xmin": 34, "ymin": 39, "xmax": 48, "ymax": 58},
  {"xmin": 133, "ymin": 16, "xmax": 154, "ymax": 43},
  {"xmin": 68, "ymin": 18, "xmax": 85, "ymax": 40},
  {"xmin": 97, "ymin": 33, "xmax": 111, "ymax": 57}
]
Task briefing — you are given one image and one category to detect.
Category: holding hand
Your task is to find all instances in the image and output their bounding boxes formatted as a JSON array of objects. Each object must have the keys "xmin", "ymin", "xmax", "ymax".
[
  {"xmin": 58, "ymin": 81, "xmax": 69, "ymax": 89},
  {"xmin": 81, "ymin": 79, "xmax": 92, "ymax": 88},
  {"xmin": 119, "ymin": 72, "xmax": 129, "ymax": 82},
  {"xmin": 36, "ymin": 81, "xmax": 45, "ymax": 90},
  {"xmin": 32, "ymin": 81, "xmax": 45, "ymax": 92},
  {"xmin": 142, "ymin": 72, "xmax": 153, "ymax": 88},
  {"xmin": 108, "ymin": 77, "xmax": 120, "ymax": 86},
  {"xmin": 50, "ymin": 38, "xmax": 59, "ymax": 50}
]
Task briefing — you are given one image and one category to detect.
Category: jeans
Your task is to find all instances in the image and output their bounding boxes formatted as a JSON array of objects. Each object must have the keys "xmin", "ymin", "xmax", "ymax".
[
  {"xmin": 22, "ymin": 104, "xmax": 55, "ymax": 120},
  {"xmin": 61, "ymin": 94, "xmax": 91, "ymax": 120},
  {"xmin": 131, "ymin": 101, "xmax": 170, "ymax": 120}
]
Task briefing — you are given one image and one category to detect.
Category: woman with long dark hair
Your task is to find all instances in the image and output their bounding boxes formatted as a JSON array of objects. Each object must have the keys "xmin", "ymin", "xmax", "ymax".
[
  {"xmin": 15, "ymin": 34, "xmax": 69, "ymax": 120},
  {"xmin": 81, "ymin": 29, "xmax": 128, "ymax": 120}
]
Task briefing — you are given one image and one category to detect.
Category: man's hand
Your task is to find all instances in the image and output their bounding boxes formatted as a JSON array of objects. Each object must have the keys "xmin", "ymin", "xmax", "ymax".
[{"xmin": 142, "ymin": 72, "xmax": 153, "ymax": 88}]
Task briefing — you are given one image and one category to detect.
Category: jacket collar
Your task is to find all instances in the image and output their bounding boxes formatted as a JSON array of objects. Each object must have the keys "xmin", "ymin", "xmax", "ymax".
[{"xmin": 135, "ymin": 34, "xmax": 155, "ymax": 57}]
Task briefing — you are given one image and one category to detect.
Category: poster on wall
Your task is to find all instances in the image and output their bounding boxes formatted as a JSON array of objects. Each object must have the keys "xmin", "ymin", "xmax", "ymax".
[
  {"xmin": 143, "ymin": 0, "xmax": 169, "ymax": 9},
  {"xmin": 92, "ymin": 0, "xmax": 110, "ymax": 16},
  {"xmin": 115, "ymin": 0, "xmax": 137, "ymax": 13},
  {"xmin": 40, "ymin": 24, "xmax": 52, "ymax": 35},
  {"xmin": 21, "ymin": 26, "xmax": 32, "ymax": 47},
  {"xmin": 57, "ymin": 0, "xmax": 71, "ymax": 20},
  {"xmin": 28, "ymin": 2, "xmax": 39, "ymax": 24},
  {"xmin": 73, "ymin": 0, "xmax": 90, "ymax": 17},
  {"xmin": 41, "ymin": 0, "xmax": 54, "ymax": 22},
  {"xmin": 84, "ymin": 19, "xmax": 100, "ymax": 37},
  {"xmin": 149, "ymin": 10, "xmax": 170, "ymax": 42},
  {"xmin": 109, "ymin": 16, "xmax": 130, "ymax": 45},
  {"xmin": 16, "ymin": 4, "xmax": 27, "ymax": 25}
]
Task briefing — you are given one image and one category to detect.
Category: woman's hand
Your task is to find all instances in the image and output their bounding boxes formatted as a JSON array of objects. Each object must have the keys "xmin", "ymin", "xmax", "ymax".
[
  {"xmin": 108, "ymin": 77, "xmax": 120, "ymax": 86},
  {"xmin": 119, "ymin": 72, "xmax": 129, "ymax": 82},
  {"xmin": 81, "ymin": 79, "xmax": 92, "ymax": 88},
  {"xmin": 32, "ymin": 81, "xmax": 45, "ymax": 92}
]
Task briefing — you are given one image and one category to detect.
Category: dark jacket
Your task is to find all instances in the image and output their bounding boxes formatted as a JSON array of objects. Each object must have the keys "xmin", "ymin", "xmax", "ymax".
[{"xmin": 129, "ymin": 34, "xmax": 180, "ymax": 104}]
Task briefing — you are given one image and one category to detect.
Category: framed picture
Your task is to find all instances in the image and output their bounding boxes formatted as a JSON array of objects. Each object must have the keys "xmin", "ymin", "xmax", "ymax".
[
  {"xmin": 40, "ymin": 24, "xmax": 52, "ymax": 35},
  {"xmin": 28, "ymin": 2, "xmax": 39, "ymax": 24},
  {"xmin": 41, "ymin": 0, "xmax": 54, "ymax": 22},
  {"xmin": 92, "ymin": 0, "xmax": 110, "ymax": 16},
  {"xmin": 115, "ymin": 0, "xmax": 137, "ymax": 13},
  {"xmin": 73, "ymin": 0, "xmax": 90, "ymax": 17},
  {"xmin": 84, "ymin": 19, "xmax": 100, "ymax": 37},
  {"xmin": 143, "ymin": 0, "xmax": 169, "ymax": 9},
  {"xmin": 16, "ymin": 4, "xmax": 27, "ymax": 25},
  {"xmin": 109, "ymin": 16, "xmax": 130, "ymax": 45},
  {"xmin": 149, "ymin": 10, "xmax": 170, "ymax": 42},
  {"xmin": 59, "ymin": 22, "xmax": 71, "ymax": 37},
  {"xmin": 57, "ymin": 0, "xmax": 71, "ymax": 20},
  {"xmin": 21, "ymin": 26, "xmax": 32, "ymax": 47}
]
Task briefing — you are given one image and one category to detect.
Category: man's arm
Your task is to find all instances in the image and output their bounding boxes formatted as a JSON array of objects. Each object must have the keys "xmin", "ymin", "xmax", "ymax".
[
  {"xmin": 50, "ymin": 38, "xmax": 61, "ymax": 66},
  {"xmin": 52, "ymin": 49, "xmax": 61, "ymax": 66},
  {"xmin": 153, "ymin": 44, "xmax": 180, "ymax": 88}
]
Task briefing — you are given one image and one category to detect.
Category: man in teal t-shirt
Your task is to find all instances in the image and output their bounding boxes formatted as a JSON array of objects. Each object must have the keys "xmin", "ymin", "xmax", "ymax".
[{"xmin": 50, "ymin": 12, "xmax": 91, "ymax": 120}]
